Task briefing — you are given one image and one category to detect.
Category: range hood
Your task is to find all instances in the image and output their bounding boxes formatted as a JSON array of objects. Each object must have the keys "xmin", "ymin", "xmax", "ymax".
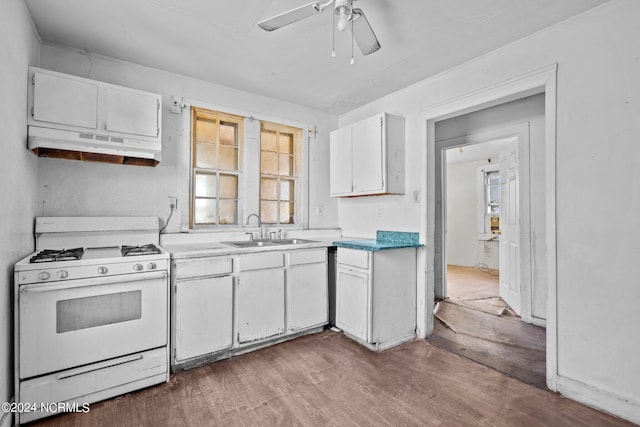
[
  {"xmin": 27, "ymin": 67, "xmax": 162, "ymax": 167},
  {"xmin": 28, "ymin": 126, "xmax": 161, "ymax": 167}
]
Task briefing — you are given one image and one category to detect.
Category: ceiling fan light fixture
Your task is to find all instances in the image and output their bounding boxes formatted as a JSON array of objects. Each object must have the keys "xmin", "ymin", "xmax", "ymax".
[{"xmin": 335, "ymin": 0, "xmax": 352, "ymax": 32}]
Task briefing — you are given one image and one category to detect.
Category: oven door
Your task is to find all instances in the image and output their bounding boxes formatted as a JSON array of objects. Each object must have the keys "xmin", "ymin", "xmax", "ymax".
[{"xmin": 19, "ymin": 270, "xmax": 167, "ymax": 379}]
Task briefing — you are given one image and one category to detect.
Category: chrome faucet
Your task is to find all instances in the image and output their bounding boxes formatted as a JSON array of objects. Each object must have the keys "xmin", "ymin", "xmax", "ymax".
[{"xmin": 246, "ymin": 213, "xmax": 264, "ymax": 239}]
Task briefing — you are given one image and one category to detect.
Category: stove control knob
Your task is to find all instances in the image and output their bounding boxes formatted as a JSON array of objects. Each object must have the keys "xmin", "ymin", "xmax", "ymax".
[
  {"xmin": 133, "ymin": 263, "xmax": 144, "ymax": 271},
  {"xmin": 147, "ymin": 262, "xmax": 157, "ymax": 270},
  {"xmin": 98, "ymin": 266, "xmax": 108, "ymax": 275},
  {"xmin": 38, "ymin": 272, "xmax": 50, "ymax": 281},
  {"xmin": 57, "ymin": 270, "xmax": 69, "ymax": 279}
]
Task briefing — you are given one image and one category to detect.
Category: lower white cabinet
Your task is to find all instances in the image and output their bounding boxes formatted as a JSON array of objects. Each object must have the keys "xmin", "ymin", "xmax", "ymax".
[
  {"xmin": 237, "ymin": 268, "xmax": 285, "ymax": 343},
  {"xmin": 335, "ymin": 247, "xmax": 416, "ymax": 350},
  {"xmin": 288, "ymin": 249, "xmax": 328, "ymax": 331},
  {"xmin": 171, "ymin": 247, "xmax": 328, "ymax": 369},
  {"xmin": 174, "ymin": 276, "xmax": 233, "ymax": 362},
  {"xmin": 335, "ymin": 267, "xmax": 369, "ymax": 341}
]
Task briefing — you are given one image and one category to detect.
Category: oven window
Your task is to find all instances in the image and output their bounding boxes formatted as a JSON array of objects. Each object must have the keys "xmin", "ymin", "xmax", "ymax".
[{"xmin": 56, "ymin": 291, "xmax": 142, "ymax": 333}]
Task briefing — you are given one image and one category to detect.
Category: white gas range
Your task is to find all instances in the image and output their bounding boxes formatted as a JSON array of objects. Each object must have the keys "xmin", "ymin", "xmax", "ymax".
[{"xmin": 13, "ymin": 217, "xmax": 170, "ymax": 425}]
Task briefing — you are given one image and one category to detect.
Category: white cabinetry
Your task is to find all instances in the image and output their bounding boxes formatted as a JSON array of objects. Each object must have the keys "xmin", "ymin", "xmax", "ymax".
[
  {"xmin": 237, "ymin": 252, "xmax": 285, "ymax": 343},
  {"xmin": 287, "ymin": 248, "xmax": 328, "ymax": 331},
  {"xmin": 172, "ymin": 257, "xmax": 234, "ymax": 364},
  {"xmin": 27, "ymin": 67, "xmax": 162, "ymax": 165},
  {"xmin": 171, "ymin": 247, "xmax": 329, "ymax": 370},
  {"xmin": 335, "ymin": 247, "xmax": 416, "ymax": 350},
  {"xmin": 329, "ymin": 112, "xmax": 405, "ymax": 197}
]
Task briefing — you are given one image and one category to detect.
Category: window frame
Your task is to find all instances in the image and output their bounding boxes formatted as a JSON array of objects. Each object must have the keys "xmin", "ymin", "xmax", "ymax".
[
  {"xmin": 178, "ymin": 99, "xmax": 310, "ymax": 232},
  {"xmin": 476, "ymin": 163, "xmax": 500, "ymax": 240},
  {"xmin": 189, "ymin": 107, "xmax": 244, "ymax": 229},
  {"xmin": 259, "ymin": 121, "xmax": 302, "ymax": 225}
]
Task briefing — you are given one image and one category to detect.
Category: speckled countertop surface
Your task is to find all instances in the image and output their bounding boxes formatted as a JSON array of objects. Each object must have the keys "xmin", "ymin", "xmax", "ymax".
[{"xmin": 333, "ymin": 231, "xmax": 422, "ymax": 252}]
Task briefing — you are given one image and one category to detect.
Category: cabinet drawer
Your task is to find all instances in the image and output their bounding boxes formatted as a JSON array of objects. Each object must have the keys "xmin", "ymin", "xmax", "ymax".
[
  {"xmin": 337, "ymin": 247, "xmax": 370, "ymax": 270},
  {"xmin": 289, "ymin": 248, "xmax": 327, "ymax": 266},
  {"xmin": 173, "ymin": 257, "xmax": 233, "ymax": 279},
  {"xmin": 238, "ymin": 252, "xmax": 284, "ymax": 271}
]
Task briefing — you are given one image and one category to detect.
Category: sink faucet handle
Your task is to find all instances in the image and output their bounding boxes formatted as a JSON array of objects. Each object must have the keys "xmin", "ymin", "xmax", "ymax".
[
  {"xmin": 245, "ymin": 232, "xmax": 254, "ymax": 241},
  {"xmin": 277, "ymin": 229, "xmax": 282, "ymax": 239}
]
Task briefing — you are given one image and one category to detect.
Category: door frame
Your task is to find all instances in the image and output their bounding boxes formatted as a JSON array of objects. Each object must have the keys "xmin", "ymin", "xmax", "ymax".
[
  {"xmin": 417, "ymin": 64, "xmax": 558, "ymax": 391},
  {"xmin": 435, "ymin": 125, "xmax": 532, "ymax": 322}
]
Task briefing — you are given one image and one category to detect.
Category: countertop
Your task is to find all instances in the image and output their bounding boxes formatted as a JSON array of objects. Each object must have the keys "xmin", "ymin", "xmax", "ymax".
[
  {"xmin": 163, "ymin": 238, "xmax": 338, "ymax": 260},
  {"xmin": 333, "ymin": 231, "xmax": 422, "ymax": 252}
]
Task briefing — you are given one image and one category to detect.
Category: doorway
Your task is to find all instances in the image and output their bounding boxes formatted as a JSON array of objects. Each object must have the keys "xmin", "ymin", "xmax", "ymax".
[
  {"xmin": 429, "ymin": 124, "xmax": 546, "ymax": 387},
  {"xmin": 418, "ymin": 64, "xmax": 558, "ymax": 390}
]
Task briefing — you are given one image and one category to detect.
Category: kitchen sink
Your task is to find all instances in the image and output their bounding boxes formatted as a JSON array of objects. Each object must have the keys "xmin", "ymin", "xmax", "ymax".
[{"xmin": 222, "ymin": 238, "xmax": 318, "ymax": 248}]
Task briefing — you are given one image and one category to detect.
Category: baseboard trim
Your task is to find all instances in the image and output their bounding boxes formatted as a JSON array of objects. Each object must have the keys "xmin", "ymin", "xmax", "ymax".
[
  {"xmin": 558, "ymin": 375, "xmax": 640, "ymax": 424},
  {"xmin": 1, "ymin": 396, "xmax": 14, "ymax": 427}
]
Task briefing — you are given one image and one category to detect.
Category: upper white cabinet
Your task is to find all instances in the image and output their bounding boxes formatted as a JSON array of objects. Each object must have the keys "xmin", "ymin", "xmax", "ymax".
[
  {"xmin": 329, "ymin": 112, "xmax": 405, "ymax": 197},
  {"xmin": 27, "ymin": 67, "xmax": 162, "ymax": 166}
]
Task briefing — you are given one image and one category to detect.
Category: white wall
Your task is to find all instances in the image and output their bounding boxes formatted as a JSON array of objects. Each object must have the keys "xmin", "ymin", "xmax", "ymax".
[
  {"xmin": 337, "ymin": 0, "xmax": 640, "ymax": 422},
  {"xmin": 0, "ymin": 0, "xmax": 40, "ymax": 423},
  {"xmin": 36, "ymin": 45, "xmax": 339, "ymax": 233},
  {"xmin": 445, "ymin": 159, "xmax": 499, "ymax": 269}
]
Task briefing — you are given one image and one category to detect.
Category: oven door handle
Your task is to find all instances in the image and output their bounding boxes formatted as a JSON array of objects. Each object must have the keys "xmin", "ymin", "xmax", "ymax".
[
  {"xmin": 57, "ymin": 353, "xmax": 144, "ymax": 380},
  {"xmin": 19, "ymin": 271, "xmax": 167, "ymax": 293}
]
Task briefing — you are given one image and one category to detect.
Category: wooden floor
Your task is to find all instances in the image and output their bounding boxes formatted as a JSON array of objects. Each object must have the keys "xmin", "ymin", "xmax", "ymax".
[
  {"xmin": 428, "ymin": 265, "xmax": 546, "ymax": 388},
  {"xmin": 32, "ymin": 331, "xmax": 632, "ymax": 427}
]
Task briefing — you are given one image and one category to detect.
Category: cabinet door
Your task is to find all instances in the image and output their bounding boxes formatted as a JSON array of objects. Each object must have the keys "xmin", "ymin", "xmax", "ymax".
[
  {"xmin": 289, "ymin": 263, "xmax": 328, "ymax": 331},
  {"xmin": 32, "ymin": 71, "xmax": 98, "ymax": 129},
  {"xmin": 329, "ymin": 126, "xmax": 353, "ymax": 196},
  {"xmin": 335, "ymin": 266, "xmax": 369, "ymax": 342},
  {"xmin": 105, "ymin": 86, "xmax": 160, "ymax": 138},
  {"xmin": 175, "ymin": 275, "xmax": 233, "ymax": 362},
  {"xmin": 352, "ymin": 114, "xmax": 384, "ymax": 193},
  {"xmin": 237, "ymin": 268, "xmax": 285, "ymax": 343}
]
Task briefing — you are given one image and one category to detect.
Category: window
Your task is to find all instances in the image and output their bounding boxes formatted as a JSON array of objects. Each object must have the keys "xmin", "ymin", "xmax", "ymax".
[
  {"xmin": 477, "ymin": 164, "xmax": 500, "ymax": 239},
  {"xmin": 190, "ymin": 107, "xmax": 243, "ymax": 227},
  {"xmin": 485, "ymin": 170, "xmax": 500, "ymax": 214},
  {"xmin": 259, "ymin": 122, "xmax": 301, "ymax": 224}
]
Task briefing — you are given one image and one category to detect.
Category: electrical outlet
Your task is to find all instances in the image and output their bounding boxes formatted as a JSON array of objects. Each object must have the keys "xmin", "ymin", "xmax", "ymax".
[
  {"xmin": 378, "ymin": 207, "xmax": 384, "ymax": 217},
  {"xmin": 168, "ymin": 196, "xmax": 177, "ymax": 209}
]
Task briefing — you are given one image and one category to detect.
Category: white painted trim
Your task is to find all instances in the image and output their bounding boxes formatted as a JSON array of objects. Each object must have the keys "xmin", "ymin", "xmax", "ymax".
[
  {"xmin": 558, "ymin": 376, "xmax": 640, "ymax": 425},
  {"xmin": 419, "ymin": 63, "xmax": 558, "ymax": 391}
]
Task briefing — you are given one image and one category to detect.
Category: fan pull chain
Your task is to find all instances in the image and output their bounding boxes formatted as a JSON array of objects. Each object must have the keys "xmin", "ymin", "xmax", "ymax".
[
  {"xmin": 350, "ymin": 15, "xmax": 354, "ymax": 65},
  {"xmin": 331, "ymin": 5, "xmax": 336, "ymax": 58}
]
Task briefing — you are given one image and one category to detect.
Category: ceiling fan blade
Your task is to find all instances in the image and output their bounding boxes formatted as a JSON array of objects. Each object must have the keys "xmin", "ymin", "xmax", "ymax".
[
  {"xmin": 258, "ymin": 1, "xmax": 330, "ymax": 31},
  {"xmin": 351, "ymin": 8, "xmax": 381, "ymax": 55}
]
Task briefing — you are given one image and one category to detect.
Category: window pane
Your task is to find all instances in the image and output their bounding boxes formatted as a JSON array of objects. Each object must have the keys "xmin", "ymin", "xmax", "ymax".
[
  {"xmin": 195, "ymin": 173, "xmax": 217, "ymax": 197},
  {"xmin": 219, "ymin": 122, "xmax": 237, "ymax": 146},
  {"xmin": 219, "ymin": 200, "xmax": 237, "ymax": 225},
  {"xmin": 195, "ymin": 118, "xmax": 217, "ymax": 143},
  {"xmin": 261, "ymin": 151, "xmax": 277, "ymax": 175},
  {"xmin": 220, "ymin": 146, "xmax": 238, "ymax": 171},
  {"xmin": 220, "ymin": 174, "xmax": 238, "ymax": 199},
  {"xmin": 279, "ymin": 202, "xmax": 294, "ymax": 224},
  {"xmin": 261, "ymin": 129, "xmax": 277, "ymax": 151},
  {"xmin": 195, "ymin": 142, "xmax": 218, "ymax": 169},
  {"xmin": 279, "ymin": 133, "xmax": 293, "ymax": 154},
  {"xmin": 261, "ymin": 178, "xmax": 278, "ymax": 200},
  {"xmin": 260, "ymin": 201, "xmax": 278, "ymax": 224},
  {"xmin": 195, "ymin": 198, "xmax": 216, "ymax": 224},
  {"xmin": 279, "ymin": 154, "xmax": 293, "ymax": 176},
  {"xmin": 280, "ymin": 180, "xmax": 294, "ymax": 201}
]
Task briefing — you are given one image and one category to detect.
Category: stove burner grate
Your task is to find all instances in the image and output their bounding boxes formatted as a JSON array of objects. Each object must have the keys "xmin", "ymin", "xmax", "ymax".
[
  {"xmin": 30, "ymin": 247, "xmax": 85, "ymax": 263},
  {"xmin": 121, "ymin": 244, "xmax": 161, "ymax": 257}
]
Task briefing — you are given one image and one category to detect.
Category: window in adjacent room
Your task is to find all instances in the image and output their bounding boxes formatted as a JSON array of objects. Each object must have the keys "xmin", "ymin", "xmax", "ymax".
[
  {"xmin": 477, "ymin": 164, "xmax": 500, "ymax": 239},
  {"xmin": 259, "ymin": 122, "xmax": 301, "ymax": 224},
  {"xmin": 190, "ymin": 107, "xmax": 243, "ymax": 227}
]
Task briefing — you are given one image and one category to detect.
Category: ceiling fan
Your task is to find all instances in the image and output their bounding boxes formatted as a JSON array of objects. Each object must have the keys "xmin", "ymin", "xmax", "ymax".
[{"xmin": 258, "ymin": 0, "xmax": 381, "ymax": 59}]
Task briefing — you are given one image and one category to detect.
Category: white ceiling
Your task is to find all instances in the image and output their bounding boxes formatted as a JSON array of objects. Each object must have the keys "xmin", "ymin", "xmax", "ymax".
[{"xmin": 24, "ymin": 0, "xmax": 609, "ymax": 115}]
